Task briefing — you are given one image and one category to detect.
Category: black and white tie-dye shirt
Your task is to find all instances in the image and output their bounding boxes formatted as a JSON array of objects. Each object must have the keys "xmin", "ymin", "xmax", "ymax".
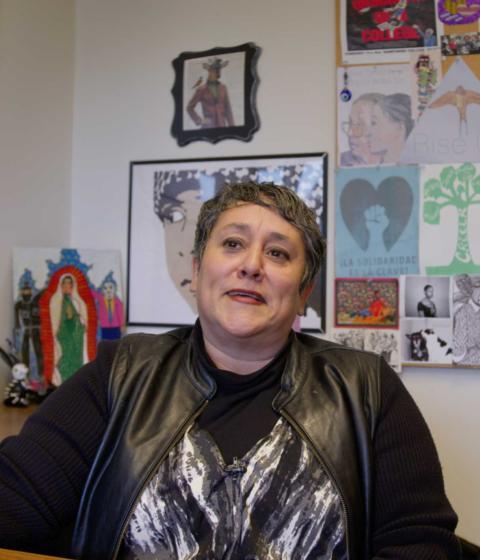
[
  {"xmin": 120, "ymin": 331, "xmax": 346, "ymax": 559},
  {"xmin": 122, "ymin": 418, "xmax": 346, "ymax": 559}
]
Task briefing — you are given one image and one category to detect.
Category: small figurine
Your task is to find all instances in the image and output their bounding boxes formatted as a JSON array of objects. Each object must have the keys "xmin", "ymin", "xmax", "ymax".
[
  {"xmin": 4, "ymin": 363, "xmax": 30, "ymax": 407},
  {"xmin": 1, "ymin": 343, "xmax": 30, "ymax": 407}
]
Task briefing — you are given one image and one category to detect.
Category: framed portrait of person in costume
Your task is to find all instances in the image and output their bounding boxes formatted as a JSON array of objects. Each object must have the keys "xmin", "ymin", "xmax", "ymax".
[{"xmin": 171, "ymin": 42, "xmax": 261, "ymax": 146}]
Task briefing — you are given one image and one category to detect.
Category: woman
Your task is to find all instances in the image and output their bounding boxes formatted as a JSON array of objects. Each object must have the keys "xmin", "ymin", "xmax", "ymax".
[
  {"xmin": 0, "ymin": 183, "xmax": 460, "ymax": 559},
  {"xmin": 369, "ymin": 93, "xmax": 414, "ymax": 163},
  {"xmin": 49, "ymin": 274, "xmax": 88, "ymax": 385},
  {"xmin": 340, "ymin": 93, "xmax": 385, "ymax": 167},
  {"xmin": 417, "ymin": 283, "xmax": 437, "ymax": 317},
  {"xmin": 154, "ymin": 169, "xmax": 209, "ymax": 312}
]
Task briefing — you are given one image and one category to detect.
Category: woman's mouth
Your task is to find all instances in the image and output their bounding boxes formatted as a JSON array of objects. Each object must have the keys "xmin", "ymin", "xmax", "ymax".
[{"xmin": 226, "ymin": 290, "xmax": 266, "ymax": 304}]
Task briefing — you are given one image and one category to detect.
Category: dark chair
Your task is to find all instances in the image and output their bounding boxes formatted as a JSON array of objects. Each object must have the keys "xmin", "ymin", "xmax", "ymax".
[{"xmin": 460, "ymin": 536, "xmax": 480, "ymax": 560}]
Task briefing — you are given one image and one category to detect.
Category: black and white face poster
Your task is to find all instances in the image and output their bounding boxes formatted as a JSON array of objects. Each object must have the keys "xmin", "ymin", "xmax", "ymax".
[{"xmin": 341, "ymin": 0, "xmax": 439, "ymax": 64}]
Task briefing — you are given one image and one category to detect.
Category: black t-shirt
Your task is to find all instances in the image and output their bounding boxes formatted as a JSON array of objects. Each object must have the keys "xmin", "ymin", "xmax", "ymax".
[{"xmin": 194, "ymin": 326, "xmax": 290, "ymax": 465}]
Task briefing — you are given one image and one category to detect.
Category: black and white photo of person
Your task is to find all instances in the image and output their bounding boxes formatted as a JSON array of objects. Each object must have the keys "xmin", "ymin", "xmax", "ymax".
[
  {"xmin": 417, "ymin": 284, "xmax": 436, "ymax": 317},
  {"xmin": 452, "ymin": 274, "xmax": 480, "ymax": 366},
  {"xmin": 403, "ymin": 275, "xmax": 451, "ymax": 318}
]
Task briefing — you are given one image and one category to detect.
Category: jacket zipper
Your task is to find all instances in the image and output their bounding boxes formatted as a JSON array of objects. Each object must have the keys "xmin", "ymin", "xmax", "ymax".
[
  {"xmin": 279, "ymin": 408, "xmax": 352, "ymax": 560},
  {"xmin": 110, "ymin": 399, "xmax": 209, "ymax": 560}
]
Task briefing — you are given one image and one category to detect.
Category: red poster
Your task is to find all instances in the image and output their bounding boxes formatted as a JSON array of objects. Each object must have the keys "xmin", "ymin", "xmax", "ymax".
[{"xmin": 346, "ymin": 0, "xmax": 438, "ymax": 52}]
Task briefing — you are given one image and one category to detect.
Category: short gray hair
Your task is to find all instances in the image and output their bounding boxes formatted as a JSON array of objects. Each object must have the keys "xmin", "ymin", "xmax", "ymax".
[{"xmin": 193, "ymin": 181, "xmax": 326, "ymax": 291}]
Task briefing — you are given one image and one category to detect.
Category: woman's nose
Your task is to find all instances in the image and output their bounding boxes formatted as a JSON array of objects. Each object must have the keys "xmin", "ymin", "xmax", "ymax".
[
  {"xmin": 238, "ymin": 247, "xmax": 264, "ymax": 280},
  {"xmin": 349, "ymin": 123, "xmax": 365, "ymax": 137}
]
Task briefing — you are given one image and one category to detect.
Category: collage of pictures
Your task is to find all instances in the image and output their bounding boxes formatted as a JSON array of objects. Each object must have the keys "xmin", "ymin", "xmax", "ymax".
[{"xmin": 335, "ymin": 0, "xmax": 480, "ymax": 371}]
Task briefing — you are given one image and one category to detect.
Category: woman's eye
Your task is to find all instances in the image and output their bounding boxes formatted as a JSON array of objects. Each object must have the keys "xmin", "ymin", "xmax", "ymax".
[
  {"xmin": 268, "ymin": 248, "xmax": 289, "ymax": 260},
  {"xmin": 223, "ymin": 238, "xmax": 242, "ymax": 249},
  {"xmin": 166, "ymin": 209, "xmax": 185, "ymax": 224}
]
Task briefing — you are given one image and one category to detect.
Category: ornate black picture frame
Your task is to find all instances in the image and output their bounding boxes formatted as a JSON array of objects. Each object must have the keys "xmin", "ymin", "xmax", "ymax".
[
  {"xmin": 127, "ymin": 153, "xmax": 328, "ymax": 332},
  {"xmin": 170, "ymin": 42, "xmax": 261, "ymax": 146}
]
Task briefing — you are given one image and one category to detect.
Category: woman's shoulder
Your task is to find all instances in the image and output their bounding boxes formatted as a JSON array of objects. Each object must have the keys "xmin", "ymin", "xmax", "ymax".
[{"xmin": 112, "ymin": 326, "xmax": 194, "ymax": 356}]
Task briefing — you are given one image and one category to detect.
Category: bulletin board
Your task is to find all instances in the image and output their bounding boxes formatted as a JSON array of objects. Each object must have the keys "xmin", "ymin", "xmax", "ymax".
[{"xmin": 334, "ymin": 1, "xmax": 480, "ymax": 370}]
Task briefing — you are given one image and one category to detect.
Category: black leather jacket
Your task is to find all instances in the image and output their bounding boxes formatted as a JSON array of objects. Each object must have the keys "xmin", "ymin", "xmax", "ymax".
[{"xmin": 71, "ymin": 327, "xmax": 386, "ymax": 559}]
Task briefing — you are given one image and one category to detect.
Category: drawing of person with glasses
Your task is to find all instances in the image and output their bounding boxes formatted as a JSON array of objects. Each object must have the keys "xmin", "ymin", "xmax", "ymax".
[{"xmin": 340, "ymin": 93, "xmax": 384, "ymax": 167}]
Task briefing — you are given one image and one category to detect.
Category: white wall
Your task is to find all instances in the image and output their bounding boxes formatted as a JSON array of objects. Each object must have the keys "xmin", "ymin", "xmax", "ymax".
[
  {"xmin": 0, "ymin": 0, "xmax": 74, "ymax": 390},
  {"xmin": 70, "ymin": 0, "xmax": 480, "ymax": 542},
  {"xmin": 0, "ymin": 0, "xmax": 475, "ymax": 543},
  {"xmin": 403, "ymin": 367, "xmax": 480, "ymax": 541},
  {"xmin": 70, "ymin": 0, "xmax": 335, "ymax": 258}
]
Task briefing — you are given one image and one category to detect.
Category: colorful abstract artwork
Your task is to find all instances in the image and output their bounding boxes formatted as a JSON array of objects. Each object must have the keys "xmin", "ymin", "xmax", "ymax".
[
  {"xmin": 13, "ymin": 248, "xmax": 124, "ymax": 393},
  {"xmin": 335, "ymin": 277, "xmax": 399, "ymax": 328}
]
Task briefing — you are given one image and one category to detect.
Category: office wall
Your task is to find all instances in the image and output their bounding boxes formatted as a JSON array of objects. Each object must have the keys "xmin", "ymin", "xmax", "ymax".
[
  {"xmin": 0, "ymin": 0, "xmax": 473, "ymax": 542},
  {"xmin": 69, "ymin": 0, "xmax": 480, "ymax": 541},
  {"xmin": 0, "ymin": 0, "xmax": 74, "ymax": 390}
]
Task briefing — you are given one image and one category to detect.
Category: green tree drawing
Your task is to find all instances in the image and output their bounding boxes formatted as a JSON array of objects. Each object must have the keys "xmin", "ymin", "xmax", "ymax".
[{"xmin": 424, "ymin": 163, "xmax": 480, "ymax": 274}]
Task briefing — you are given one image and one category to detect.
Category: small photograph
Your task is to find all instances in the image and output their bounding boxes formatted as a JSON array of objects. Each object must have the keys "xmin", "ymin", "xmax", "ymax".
[
  {"xmin": 332, "ymin": 328, "xmax": 401, "ymax": 372},
  {"xmin": 438, "ymin": 0, "xmax": 480, "ymax": 25},
  {"xmin": 452, "ymin": 273, "xmax": 480, "ymax": 366},
  {"xmin": 364, "ymin": 329, "xmax": 401, "ymax": 373},
  {"xmin": 335, "ymin": 278, "xmax": 399, "ymax": 328},
  {"xmin": 332, "ymin": 328, "xmax": 366, "ymax": 350},
  {"xmin": 403, "ymin": 275, "xmax": 451, "ymax": 318},
  {"xmin": 401, "ymin": 318, "xmax": 453, "ymax": 365},
  {"xmin": 441, "ymin": 33, "xmax": 480, "ymax": 56}
]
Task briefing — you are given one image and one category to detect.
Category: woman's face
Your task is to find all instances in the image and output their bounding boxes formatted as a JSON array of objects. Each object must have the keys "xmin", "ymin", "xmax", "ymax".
[
  {"xmin": 102, "ymin": 281, "xmax": 116, "ymax": 300},
  {"xmin": 425, "ymin": 286, "xmax": 434, "ymax": 299},
  {"xmin": 191, "ymin": 203, "xmax": 312, "ymax": 352},
  {"xmin": 346, "ymin": 100, "xmax": 376, "ymax": 161},
  {"xmin": 163, "ymin": 188, "xmax": 204, "ymax": 312},
  {"xmin": 61, "ymin": 276, "xmax": 74, "ymax": 295},
  {"xmin": 369, "ymin": 104, "xmax": 406, "ymax": 153}
]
